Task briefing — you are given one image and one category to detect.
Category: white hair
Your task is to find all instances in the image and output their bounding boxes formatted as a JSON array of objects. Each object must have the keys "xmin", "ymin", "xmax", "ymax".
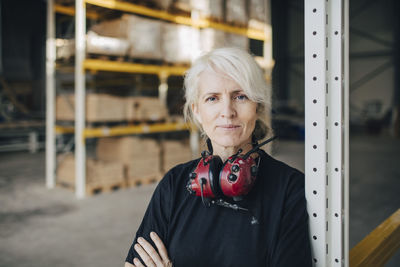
[{"xmin": 183, "ymin": 47, "xmax": 271, "ymax": 140}]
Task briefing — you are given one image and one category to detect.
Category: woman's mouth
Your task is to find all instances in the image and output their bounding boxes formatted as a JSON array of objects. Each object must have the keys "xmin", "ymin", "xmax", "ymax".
[{"xmin": 217, "ymin": 124, "xmax": 241, "ymax": 130}]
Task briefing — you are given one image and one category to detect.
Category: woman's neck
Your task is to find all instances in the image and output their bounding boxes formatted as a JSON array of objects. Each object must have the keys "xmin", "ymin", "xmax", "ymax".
[{"xmin": 212, "ymin": 141, "xmax": 254, "ymax": 162}]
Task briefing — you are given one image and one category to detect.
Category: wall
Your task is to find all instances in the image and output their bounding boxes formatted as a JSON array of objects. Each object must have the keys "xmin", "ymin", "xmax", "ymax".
[{"xmin": 278, "ymin": 0, "xmax": 396, "ymax": 125}]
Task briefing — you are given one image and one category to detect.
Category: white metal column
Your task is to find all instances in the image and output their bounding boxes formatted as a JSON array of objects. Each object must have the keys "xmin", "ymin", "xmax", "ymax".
[
  {"xmin": 343, "ymin": 1, "xmax": 350, "ymax": 262},
  {"xmin": 305, "ymin": 0, "xmax": 349, "ymax": 266},
  {"xmin": 75, "ymin": 0, "xmax": 86, "ymax": 198},
  {"xmin": 46, "ymin": 0, "xmax": 56, "ymax": 189}
]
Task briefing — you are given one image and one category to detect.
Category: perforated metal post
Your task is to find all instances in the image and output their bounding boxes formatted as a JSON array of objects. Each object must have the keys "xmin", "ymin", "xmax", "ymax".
[
  {"xmin": 46, "ymin": 0, "xmax": 56, "ymax": 189},
  {"xmin": 158, "ymin": 72, "xmax": 168, "ymax": 107},
  {"xmin": 305, "ymin": 0, "xmax": 349, "ymax": 266},
  {"xmin": 29, "ymin": 132, "xmax": 39, "ymax": 153},
  {"xmin": 75, "ymin": 0, "xmax": 86, "ymax": 198}
]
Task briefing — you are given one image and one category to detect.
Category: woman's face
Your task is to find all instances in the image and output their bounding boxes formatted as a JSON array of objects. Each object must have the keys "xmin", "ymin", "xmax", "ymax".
[{"xmin": 192, "ymin": 70, "xmax": 258, "ymax": 151}]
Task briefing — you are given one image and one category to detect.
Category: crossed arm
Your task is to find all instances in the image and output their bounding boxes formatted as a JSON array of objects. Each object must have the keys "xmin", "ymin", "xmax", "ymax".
[{"xmin": 125, "ymin": 232, "xmax": 172, "ymax": 267}]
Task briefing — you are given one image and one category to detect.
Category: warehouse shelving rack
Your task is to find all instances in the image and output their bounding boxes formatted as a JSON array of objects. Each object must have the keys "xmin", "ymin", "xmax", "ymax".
[
  {"xmin": 305, "ymin": 0, "xmax": 349, "ymax": 265},
  {"xmin": 46, "ymin": 0, "xmax": 272, "ymax": 198}
]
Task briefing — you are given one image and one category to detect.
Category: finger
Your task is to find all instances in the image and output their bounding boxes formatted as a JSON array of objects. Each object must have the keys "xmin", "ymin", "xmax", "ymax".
[
  {"xmin": 134, "ymin": 243, "xmax": 156, "ymax": 267},
  {"xmin": 150, "ymin": 232, "xmax": 170, "ymax": 262},
  {"xmin": 137, "ymin": 237, "xmax": 163, "ymax": 266},
  {"xmin": 133, "ymin": 257, "xmax": 145, "ymax": 267},
  {"xmin": 125, "ymin": 262, "xmax": 135, "ymax": 267}
]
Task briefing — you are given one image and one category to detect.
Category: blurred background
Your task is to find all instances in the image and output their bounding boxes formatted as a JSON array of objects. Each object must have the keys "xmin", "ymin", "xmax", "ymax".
[{"xmin": 0, "ymin": 0, "xmax": 399, "ymax": 266}]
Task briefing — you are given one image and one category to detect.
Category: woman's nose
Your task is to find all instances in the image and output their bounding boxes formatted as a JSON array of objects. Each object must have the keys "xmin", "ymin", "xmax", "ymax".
[{"xmin": 220, "ymin": 99, "xmax": 236, "ymax": 118}]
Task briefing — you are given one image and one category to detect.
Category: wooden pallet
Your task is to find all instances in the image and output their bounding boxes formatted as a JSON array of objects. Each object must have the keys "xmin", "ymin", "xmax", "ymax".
[
  {"xmin": 82, "ymin": 119, "xmax": 168, "ymax": 129},
  {"xmin": 168, "ymin": 2, "xmax": 191, "ymax": 16},
  {"xmin": 88, "ymin": 53, "xmax": 189, "ymax": 67},
  {"xmin": 87, "ymin": 53, "xmax": 128, "ymax": 62},
  {"xmin": 58, "ymin": 180, "xmax": 127, "ymax": 196},
  {"xmin": 126, "ymin": 119, "xmax": 167, "ymax": 125},
  {"xmin": 126, "ymin": 57, "xmax": 165, "ymax": 65},
  {"xmin": 126, "ymin": 173, "xmax": 162, "ymax": 187},
  {"xmin": 120, "ymin": 0, "xmax": 165, "ymax": 10}
]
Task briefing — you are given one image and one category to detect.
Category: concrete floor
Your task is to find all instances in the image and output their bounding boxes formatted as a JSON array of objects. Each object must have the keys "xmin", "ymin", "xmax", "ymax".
[{"xmin": 0, "ymin": 134, "xmax": 399, "ymax": 266}]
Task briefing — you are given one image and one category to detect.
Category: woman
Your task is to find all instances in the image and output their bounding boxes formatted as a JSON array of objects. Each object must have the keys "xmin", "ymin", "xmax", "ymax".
[{"xmin": 125, "ymin": 47, "xmax": 312, "ymax": 267}]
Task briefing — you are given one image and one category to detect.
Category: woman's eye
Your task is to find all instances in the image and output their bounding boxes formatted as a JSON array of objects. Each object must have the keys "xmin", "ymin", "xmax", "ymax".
[
  {"xmin": 205, "ymin": 96, "xmax": 216, "ymax": 102},
  {"xmin": 235, "ymin": 94, "xmax": 248, "ymax": 101}
]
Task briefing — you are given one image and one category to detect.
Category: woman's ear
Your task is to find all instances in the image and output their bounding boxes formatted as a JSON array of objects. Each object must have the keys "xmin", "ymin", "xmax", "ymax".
[{"xmin": 192, "ymin": 103, "xmax": 202, "ymax": 124}]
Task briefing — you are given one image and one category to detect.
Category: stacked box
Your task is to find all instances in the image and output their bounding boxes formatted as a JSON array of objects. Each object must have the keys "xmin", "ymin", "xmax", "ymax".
[
  {"xmin": 191, "ymin": 0, "xmax": 224, "ymax": 21},
  {"xmin": 84, "ymin": 93, "xmax": 126, "ymax": 122},
  {"xmin": 97, "ymin": 137, "xmax": 161, "ymax": 180},
  {"xmin": 56, "ymin": 38, "xmax": 75, "ymax": 61},
  {"xmin": 162, "ymin": 23, "xmax": 200, "ymax": 64},
  {"xmin": 56, "ymin": 93, "xmax": 126, "ymax": 122},
  {"xmin": 121, "ymin": 0, "xmax": 172, "ymax": 9},
  {"xmin": 126, "ymin": 156, "xmax": 161, "ymax": 181},
  {"xmin": 248, "ymin": 19, "xmax": 270, "ymax": 32},
  {"xmin": 97, "ymin": 136, "xmax": 160, "ymax": 165},
  {"xmin": 122, "ymin": 15, "xmax": 163, "ymax": 60},
  {"xmin": 198, "ymin": 138, "xmax": 209, "ymax": 154},
  {"xmin": 154, "ymin": 0, "xmax": 173, "ymax": 9},
  {"xmin": 200, "ymin": 28, "xmax": 226, "ymax": 52},
  {"xmin": 225, "ymin": 32, "xmax": 249, "ymax": 51},
  {"xmin": 125, "ymin": 96, "xmax": 168, "ymax": 122},
  {"xmin": 162, "ymin": 140, "xmax": 192, "ymax": 172},
  {"xmin": 171, "ymin": 0, "xmax": 191, "ymax": 12},
  {"xmin": 90, "ymin": 18, "xmax": 128, "ymax": 38},
  {"xmin": 86, "ymin": 31, "xmax": 130, "ymax": 56},
  {"xmin": 249, "ymin": 0, "xmax": 271, "ymax": 24},
  {"xmin": 225, "ymin": 0, "xmax": 248, "ymax": 26},
  {"xmin": 57, "ymin": 154, "xmax": 124, "ymax": 186},
  {"xmin": 173, "ymin": 0, "xmax": 223, "ymax": 20},
  {"xmin": 90, "ymin": 15, "xmax": 163, "ymax": 60},
  {"xmin": 56, "ymin": 94, "xmax": 74, "ymax": 121}
]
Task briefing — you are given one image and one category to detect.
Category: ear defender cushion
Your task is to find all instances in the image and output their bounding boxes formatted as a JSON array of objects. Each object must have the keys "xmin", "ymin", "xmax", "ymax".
[{"xmin": 208, "ymin": 156, "xmax": 224, "ymax": 197}]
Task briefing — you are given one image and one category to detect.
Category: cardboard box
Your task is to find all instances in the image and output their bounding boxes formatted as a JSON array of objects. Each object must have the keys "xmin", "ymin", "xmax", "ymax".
[
  {"xmin": 225, "ymin": 32, "xmax": 249, "ymax": 51},
  {"xmin": 200, "ymin": 28, "xmax": 226, "ymax": 52},
  {"xmin": 249, "ymin": 0, "xmax": 271, "ymax": 24},
  {"xmin": 56, "ymin": 93, "xmax": 126, "ymax": 122},
  {"xmin": 90, "ymin": 18, "xmax": 128, "ymax": 38},
  {"xmin": 171, "ymin": 0, "xmax": 191, "ymax": 12},
  {"xmin": 162, "ymin": 140, "xmax": 192, "ymax": 171},
  {"xmin": 162, "ymin": 23, "xmax": 200, "ymax": 64},
  {"xmin": 86, "ymin": 31, "xmax": 130, "ymax": 56},
  {"xmin": 126, "ymin": 156, "xmax": 161, "ymax": 179},
  {"xmin": 56, "ymin": 38, "xmax": 75, "ymax": 60},
  {"xmin": 125, "ymin": 96, "xmax": 168, "ymax": 122},
  {"xmin": 57, "ymin": 154, "xmax": 124, "ymax": 185},
  {"xmin": 97, "ymin": 136, "xmax": 160, "ymax": 165},
  {"xmin": 97, "ymin": 136, "xmax": 161, "ymax": 182},
  {"xmin": 90, "ymin": 14, "xmax": 163, "ymax": 60},
  {"xmin": 154, "ymin": 0, "xmax": 173, "ymax": 9},
  {"xmin": 173, "ymin": 0, "xmax": 223, "ymax": 20},
  {"xmin": 123, "ymin": 15, "xmax": 163, "ymax": 60},
  {"xmin": 225, "ymin": 0, "xmax": 248, "ymax": 26}
]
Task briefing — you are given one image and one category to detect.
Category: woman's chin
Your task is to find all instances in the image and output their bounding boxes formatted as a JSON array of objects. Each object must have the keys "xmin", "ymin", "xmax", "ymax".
[{"xmin": 213, "ymin": 138, "xmax": 243, "ymax": 150}]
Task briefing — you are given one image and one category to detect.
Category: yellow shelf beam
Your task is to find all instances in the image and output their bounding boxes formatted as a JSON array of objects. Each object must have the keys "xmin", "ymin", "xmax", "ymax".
[
  {"xmin": 83, "ymin": 59, "xmax": 188, "ymax": 76},
  {"xmin": 84, "ymin": 0, "xmax": 268, "ymax": 41},
  {"xmin": 56, "ymin": 122, "xmax": 191, "ymax": 138},
  {"xmin": 54, "ymin": 4, "xmax": 99, "ymax": 20},
  {"xmin": 55, "ymin": 125, "xmax": 75, "ymax": 134},
  {"xmin": 350, "ymin": 209, "xmax": 400, "ymax": 267}
]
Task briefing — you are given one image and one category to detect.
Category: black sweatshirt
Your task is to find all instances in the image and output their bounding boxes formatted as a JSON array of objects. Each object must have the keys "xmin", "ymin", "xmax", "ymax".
[{"xmin": 126, "ymin": 150, "xmax": 312, "ymax": 267}]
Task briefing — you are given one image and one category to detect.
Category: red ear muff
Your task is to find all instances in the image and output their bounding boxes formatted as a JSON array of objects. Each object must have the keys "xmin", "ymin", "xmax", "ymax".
[
  {"xmin": 208, "ymin": 156, "xmax": 224, "ymax": 196},
  {"xmin": 187, "ymin": 136, "xmax": 276, "ymax": 200},
  {"xmin": 187, "ymin": 153, "xmax": 258, "ymax": 199},
  {"xmin": 219, "ymin": 155, "xmax": 258, "ymax": 197},
  {"xmin": 187, "ymin": 155, "xmax": 223, "ymax": 198}
]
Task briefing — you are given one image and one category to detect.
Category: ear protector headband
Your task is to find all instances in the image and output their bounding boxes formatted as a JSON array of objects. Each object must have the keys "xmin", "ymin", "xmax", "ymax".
[{"xmin": 186, "ymin": 136, "xmax": 277, "ymax": 201}]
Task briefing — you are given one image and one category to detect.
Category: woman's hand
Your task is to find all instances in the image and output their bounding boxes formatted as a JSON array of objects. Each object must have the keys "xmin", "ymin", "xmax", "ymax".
[{"xmin": 131, "ymin": 231, "xmax": 172, "ymax": 267}]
